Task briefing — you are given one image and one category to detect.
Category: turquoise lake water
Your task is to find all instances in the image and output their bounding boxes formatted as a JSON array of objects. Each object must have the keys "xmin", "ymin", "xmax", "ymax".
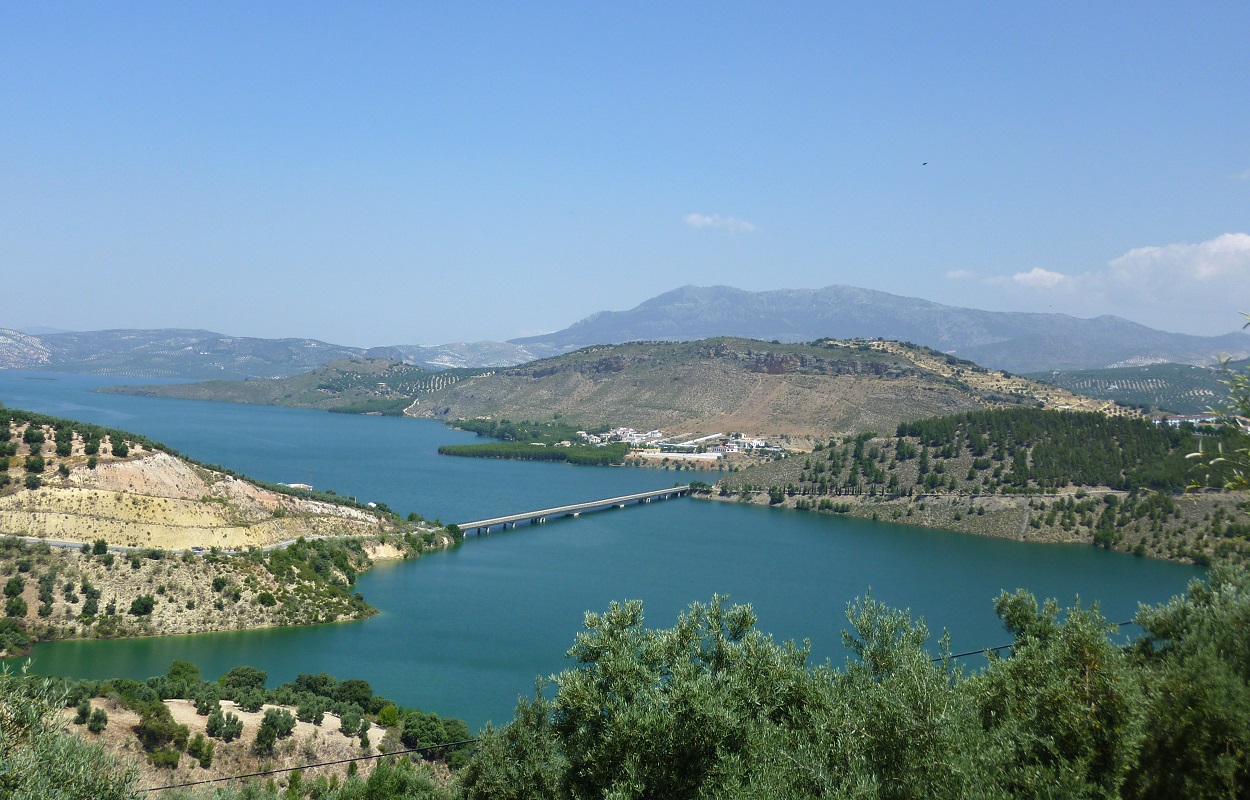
[{"xmin": 0, "ymin": 371, "xmax": 1204, "ymax": 728}]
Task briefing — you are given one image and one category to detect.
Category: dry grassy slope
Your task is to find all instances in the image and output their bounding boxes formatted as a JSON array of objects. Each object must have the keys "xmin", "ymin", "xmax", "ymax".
[
  {"xmin": 407, "ymin": 338, "xmax": 1129, "ymax": 437},
  {"xmin": 1, "ymin": 436, "xmax": 388, "ymax": 551},
  {"xmin": 856, "ymin": 340, "xmax": 1139, "ymax": 417},
  {"xmin": 71, "ymin": 698, "xmax": 446, "ymax": 793}
]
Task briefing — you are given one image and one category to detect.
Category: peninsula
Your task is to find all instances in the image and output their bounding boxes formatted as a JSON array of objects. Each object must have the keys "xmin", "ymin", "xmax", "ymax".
[{"xmin": 0, "ymin": 407, "xmax": 454, "ymax": 656}]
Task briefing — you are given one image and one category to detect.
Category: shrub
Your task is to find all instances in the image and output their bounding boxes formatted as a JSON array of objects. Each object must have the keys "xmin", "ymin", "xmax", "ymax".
[
  {"xmin": 296, "ymin": 698, "xmax": 325, "ymax": 725},
  {"xmin": 339, "ymin": 710, "xmax": 361, "ymax": 737},
  {"xmin": 87, "ymin": 707, "xmax": 108, "ymax": 733},
  {"xmin": 218, "ymin": 665, "xmax": 267, "ymax": 695},
  {"xmin": 256, "ymin": 591, "xmax": 277, "ymax": 607},
  {"xmin": 134, "ymin": 700, "xmax": 189, "ymax": 751},
  {"xmin": 24, "ymin": 473, "xmax": 41, "ymax": 490},
  {"xmin": 6, "ymin": 596, "xmax": 27, "ymax": 617},
  {"xmin": 238, "ymin": 688, "xmax": 266, "ymax": 713},
  {"xmin": 206, "ymin": 709, "xmax": 243, "ymax": 742},
  {"xmin": 74, "ymin": 698, "xmax": 91, "ymax": 724},
  {"xmin": 262, "ymin": 707, "xmax": 297, "ymax": 738},
  {"xmin": 253, "ymin": 708, "xmax": 296, "ymax": 755},
  {"xmin": 187, "ymin": 733, "xmax": 214, "ymax": 768},
  {"xmin": 377, "ymin": 703, "xmax": 400, "ymax": 728},
  {"xmin": 194, "ymin": 689, "xmax": 219, "ymax": 716},
  {"xmin": 253, "ymin": 722, "xmax": 277, "ymax": 755},
  {"xmin": 149, "ymin": 748, "xmax": 180, "ymax": 769},
  {"xmin": 129, "ymin": 595, "xmax": 155, "ymax": 616}
]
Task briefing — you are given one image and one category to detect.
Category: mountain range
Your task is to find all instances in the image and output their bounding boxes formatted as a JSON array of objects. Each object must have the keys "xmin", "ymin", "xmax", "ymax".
[
  {"xmin": 0, "ymin": 327, "xmax": 544, "ymax": 380},
  {"xmin": 5, "ymin": 284, "xmax": 1248, "ymax": 379},
  {"xmin": 510, "ymin": 285, "xmax": 1250, "ymax": 373}
]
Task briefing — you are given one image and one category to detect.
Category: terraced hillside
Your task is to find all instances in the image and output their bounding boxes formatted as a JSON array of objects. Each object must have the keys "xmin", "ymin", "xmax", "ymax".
[{"xmin": 1026, "ymin": 361, "xmax": 1247, "ymax": 415}]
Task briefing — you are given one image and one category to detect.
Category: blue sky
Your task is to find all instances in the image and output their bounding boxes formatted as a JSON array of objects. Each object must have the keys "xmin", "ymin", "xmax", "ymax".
[{"xmin": 3, "ymin": 3, "xmax": 1248, "ymax": 346}]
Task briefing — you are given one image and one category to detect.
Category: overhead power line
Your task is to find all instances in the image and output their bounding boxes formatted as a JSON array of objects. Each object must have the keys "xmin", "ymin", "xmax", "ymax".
[
  {"xmin": 141, "ymin": 739, "xmax": 479, "ymax": 794},
  {"xmin": 143, "ymin": 621, "xmax": 1141, "ymax": 792}
]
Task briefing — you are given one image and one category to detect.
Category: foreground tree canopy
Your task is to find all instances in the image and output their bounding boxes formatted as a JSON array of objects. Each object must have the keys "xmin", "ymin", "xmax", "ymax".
[
  {"xmin": 3, "ymin": 570, "xmax": 1248, "ymax": 799},
  {"xmin": 461, "ymin": 571, "xmax": 1250, "ymax": 800}
]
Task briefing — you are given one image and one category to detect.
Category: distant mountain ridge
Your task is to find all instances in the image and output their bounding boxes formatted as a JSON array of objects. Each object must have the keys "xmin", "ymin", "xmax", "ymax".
[
  {"xmin": 8, "ymin": 284, "xmax": 1248, "ymax": 378},
  {"xmin": 510, "ymin": 285, "xmax": 1250, "ymax": 373},
  {"xmin": 0, "ymin": 328, "xmax": 542, "ymax": 379}
]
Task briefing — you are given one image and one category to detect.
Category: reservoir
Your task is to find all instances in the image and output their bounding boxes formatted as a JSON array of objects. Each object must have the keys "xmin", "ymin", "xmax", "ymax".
[{"xmin": 1, "ymin": 371, "xmax": 1205, "ymax": 729}]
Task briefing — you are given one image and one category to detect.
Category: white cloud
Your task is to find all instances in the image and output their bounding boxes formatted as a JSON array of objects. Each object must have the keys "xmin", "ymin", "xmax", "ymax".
[
  {"xmin": 981, "ymin": 233, "xmax": 1250, "ymax": 334},
  {"xmin": 945, "ymin": 269, "xmax": 975, "ymax": 280},
  {"xmin": 1011, "ymin": 267, "xmax": 1068, "ymax": 289},
  {"xmin": 1107, "ymin": 233, "xmax": 1250, "ymax": 282},
  {"xmin": 684, "ymin": 213, "xmax": 756, "ymax": 233}
]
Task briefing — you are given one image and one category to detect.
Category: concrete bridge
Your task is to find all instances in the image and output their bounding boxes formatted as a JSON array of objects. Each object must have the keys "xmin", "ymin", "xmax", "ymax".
[{"xmin": 457, "ymin": 485, "xmax": 691, "ymax": 535}]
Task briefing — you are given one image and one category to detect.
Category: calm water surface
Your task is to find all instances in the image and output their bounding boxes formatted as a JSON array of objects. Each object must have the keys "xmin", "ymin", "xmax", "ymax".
[{"xmin": 1, "ymin": 372, "xmax": 1205, "ymax": 728}]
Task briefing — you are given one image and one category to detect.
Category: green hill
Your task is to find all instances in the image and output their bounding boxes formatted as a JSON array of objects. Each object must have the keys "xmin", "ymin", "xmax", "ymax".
[
  {"xmin": 102, "ymin": 358, "xmax": 488, "ymax": 413},
  {"xmin": 1025, "ymin": 361, "xmax": 1248, "ymax": 414},
  {"xmin": 716, "ymin": 407, "xmax": 1249, "ymax": 567}
]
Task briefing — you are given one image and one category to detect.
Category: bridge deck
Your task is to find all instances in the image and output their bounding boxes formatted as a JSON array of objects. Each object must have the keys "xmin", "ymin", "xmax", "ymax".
[{"xmin": 457, "ymin": 485, "xmax": 691, "ymax": 531}]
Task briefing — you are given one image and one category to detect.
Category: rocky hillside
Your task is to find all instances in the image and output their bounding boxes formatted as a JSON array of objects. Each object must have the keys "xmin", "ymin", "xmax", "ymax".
[
  {"xmin": 409, "ymin": 338, "xmax": 1133, "ymax": 438},
  {"xmin": 1, "ymin": 413, "xmax": 393, "ymax": 551}
]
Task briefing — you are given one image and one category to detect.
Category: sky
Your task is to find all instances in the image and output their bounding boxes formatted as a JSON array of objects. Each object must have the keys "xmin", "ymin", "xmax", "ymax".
[{"xmin": 2, "ymin": 2, "xmax": 1249, "ymax": 347}]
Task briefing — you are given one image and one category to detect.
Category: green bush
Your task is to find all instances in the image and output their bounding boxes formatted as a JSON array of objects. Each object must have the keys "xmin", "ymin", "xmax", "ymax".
[
  {"xmin": 134, "ymin": 699, "xmax": 189, "ymax": 752},
  {"xmin": 187, "ymin": 732, "xmax": 214, "ymax": 768},
  {"xmin": 206, "ymin": 708, "xmax": 243, "ymax": 742},
  {"xmin": 87, "ymin": 707, "xmax": 108, "ymax": 734},
  {"xmin": 6, "ymin": 596, "xmax": 28, "ymax": 617},
  {"xmin": 149, "ymin": 747, "xmax": 179, "ymax": 769},
  {"xmin": 129, "ymin": 595, "xmax": 155, "ymax": 616},
  {"xmin": 339, "ymin": 710, "xmax": 361, "ymax": 737}
]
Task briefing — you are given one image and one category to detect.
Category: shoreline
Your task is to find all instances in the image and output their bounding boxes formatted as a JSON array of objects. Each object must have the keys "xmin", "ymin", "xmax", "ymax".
[
  {"xmin": 0, "ymin": 531, "xmax": 456, "ymax": 659},
  {"xmin": 693, "ymin": 488, "xmax": 1233, "ymax": 567}
]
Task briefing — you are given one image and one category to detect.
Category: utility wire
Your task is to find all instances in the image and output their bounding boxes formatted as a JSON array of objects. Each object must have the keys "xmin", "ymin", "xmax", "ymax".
[
  {"xmin": 931, "ymin": 619, "xmax": 1137, "ymax": 663},
  {"xmin": 141, "ymin": 621, "xmax": 1142, "ymax": 792},
  {"xmin": 141, "ymin": 739, "xmax": 480, "ymax": 793}
]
